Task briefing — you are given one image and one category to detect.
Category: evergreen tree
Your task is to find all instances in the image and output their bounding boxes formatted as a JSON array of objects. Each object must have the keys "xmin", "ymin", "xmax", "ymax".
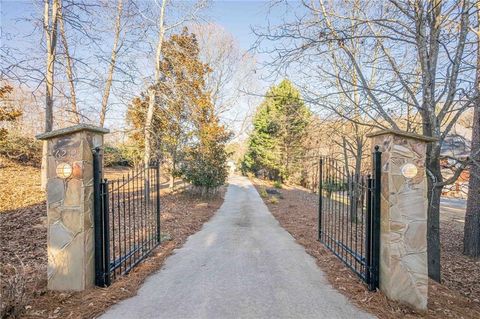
[
  {"xmin": 182, "ymin": 94, "xmax": 231, "ymax": 196},
  {"xmin": 243, "ymin": 79, "xmax": 311, "ymax": 182},
  {"xmin": 127, "ymin": 28, "xmax": 231, "ymax": 194}
]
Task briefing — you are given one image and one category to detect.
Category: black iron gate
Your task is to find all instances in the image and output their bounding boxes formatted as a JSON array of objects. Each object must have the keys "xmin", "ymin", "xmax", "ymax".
[
  {"xmin": 93, "ymin": 148, "xmax": 161, "ymax": 287},
  {"xmin": 318, "ymin": 146, "xmax": 381, "ymax": 291}
]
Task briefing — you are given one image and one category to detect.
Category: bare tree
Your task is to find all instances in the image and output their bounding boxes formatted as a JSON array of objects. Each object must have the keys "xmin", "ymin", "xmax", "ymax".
[
  {"xmin": 192, "ymin": 24, "xmax": 257, "ymax": 120},
  {"xmin": 255, "ymin": 0, "xmax": 477, "ymax": 281},
  {"xmin": 99, "ymin": 0, "xmax": 124, "ymax": 127},
  {"xmin": 43, "ymin": 0, "xmax": 60, "ymax": 132},
  {"xmin": 41, "ymin": 0, "xmax": 60, "ymax": 189},
  {"xmin": 143, "ymin": 0, "xmax": 208, "ymax": 164},
  {"xmin": 58, "ymin": 1, "xmax": 80, "ymax": 124}
]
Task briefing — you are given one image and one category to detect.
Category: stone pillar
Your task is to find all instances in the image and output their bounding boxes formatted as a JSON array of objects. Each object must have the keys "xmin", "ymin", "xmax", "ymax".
[
  {"xmin": 367, "ymin": 129, "xmax": 437, "ymax": 312},
  {"xmin": 37, "ymin": 124, "xmax": 109, "ymax": 291}
]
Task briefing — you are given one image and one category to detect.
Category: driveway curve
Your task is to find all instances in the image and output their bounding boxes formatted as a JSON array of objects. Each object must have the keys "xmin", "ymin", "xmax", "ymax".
[{"xmin": 101, "ymin": 175, "xmax": 374, "ymax": 319}]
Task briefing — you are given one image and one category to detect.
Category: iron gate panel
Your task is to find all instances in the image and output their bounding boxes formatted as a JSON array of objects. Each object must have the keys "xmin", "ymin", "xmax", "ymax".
[
  {"xmin": 93, "ymin": 148, "xmax": 161, "ymax": 287},
  {"xmin": 318, "ymin": 147, "xmax": 381, "ymax": 291}
]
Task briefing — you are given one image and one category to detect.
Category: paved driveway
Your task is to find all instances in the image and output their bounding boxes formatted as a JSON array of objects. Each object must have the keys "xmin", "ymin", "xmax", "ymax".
[{"xmin": 101, "ymin": 175, "xmax": 374, "ymax": 319}]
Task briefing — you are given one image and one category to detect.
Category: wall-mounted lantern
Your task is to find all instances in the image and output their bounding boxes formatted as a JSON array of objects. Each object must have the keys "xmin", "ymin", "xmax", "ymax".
[
  {"xmin": 56, "ymin": 162, "xmax": 73, "ymax": 179},
  {"xmin": 401, "ymin": 163, "xmax": 418, "ymax": 179}
]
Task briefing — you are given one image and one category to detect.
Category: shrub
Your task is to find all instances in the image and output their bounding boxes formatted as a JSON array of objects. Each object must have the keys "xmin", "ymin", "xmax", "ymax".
[
  {"xmin": 273, "ymin": 180, "xmax": 282, "ymax": 189},
  {"xmin": 0, "ymin": 262, "xmax": 28, "ymax": 319},
  {"xmin": 323, "ymin": 180, "xmax": 347, "ymax": 198},
  {"xmin": 0, "ymin": 132, "xmax": 42, "ymax": 166},
  {"xmin": 182, "ymin": 121, "xmax": 230, "ymax": 197},
  {"xmin": 103, "ymin": 144, "xmax": 143, "ymax": 167},
  {"xmin": 269, "ymin": 196, "xmax": 279, "ymax": 204},
  {"xmin": 259, "ymin": 188, "xmax": 268, "ymax": 198}
]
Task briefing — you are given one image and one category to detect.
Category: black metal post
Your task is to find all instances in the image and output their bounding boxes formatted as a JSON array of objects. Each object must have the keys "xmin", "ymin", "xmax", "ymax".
[
  {"xmin": 93, "ymin": 147, "xmax": 105, "ymax": 287},
  {"xmin": 371, "ymin": 145, "xmax": 382, "ymax": 290},
  {"xmin": 102, "ymin": 179, "xmax": 111, "ymax": 286},
  {"xmin": 155, "ymin": 161, "xmax": 161, "ymax": 243},
  {"xmin": 365, "ymin": 175, "xmax": 373, "ymax": 290},
  {"xmin": 318, "ymin": 158, "xmax": 323, "ymax": 241}
]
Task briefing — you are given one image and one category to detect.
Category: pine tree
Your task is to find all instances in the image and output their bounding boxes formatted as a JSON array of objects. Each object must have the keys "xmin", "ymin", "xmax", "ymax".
[
  {"xmin": 243, "ymin": 79, "xmax": 311, "ymax": 182},
  {"xmin": 182, "ymin": 94, "xmax": 231, "ymax": 196},
  {"xmin": 127, "ymin": 28, "xmax": 231, "ymax": 193}
]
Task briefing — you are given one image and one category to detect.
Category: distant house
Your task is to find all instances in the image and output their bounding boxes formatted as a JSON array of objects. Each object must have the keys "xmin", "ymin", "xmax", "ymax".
[{"xmin": 440, "ymin": 132, "xmax": 471, "ymax": 199}]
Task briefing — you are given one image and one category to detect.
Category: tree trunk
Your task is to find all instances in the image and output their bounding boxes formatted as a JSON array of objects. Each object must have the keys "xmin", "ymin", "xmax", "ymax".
[
  {"xmin": 41, "ymin": 0, "xmax": 59, "ymax": 190},
  {"xmin": 463, "ymin": 1, "xmax": 480, "ymax": 258},
  {"xmin": 144, "ymin": 0, "xmax": 167, "ymax": 164},
  {"xmin": 58, "ymin": 4, "xmax": 80, "ymax": 124},
  {"xmin": 426, "ymin": 153, "xmax": 442, "ymax": 282},
  {"xmin": 99, "ymin": 0, "xmax": 123, "ymax": 127},
  {"xmin": 464, "ymin": 103, "xmax": 480, "ymax": 257},
  {"xmin": 144, "ymin": 89, "xmax": 156, "ymax": 165}
]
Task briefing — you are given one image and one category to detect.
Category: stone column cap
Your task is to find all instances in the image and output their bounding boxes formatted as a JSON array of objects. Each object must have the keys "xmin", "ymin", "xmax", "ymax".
[
  {"xmin": 36, "ymin": 124, "xmax": 109, "ymax": 140},
  {"xmin": 366, "ymin": 129, "xmax": 438, "ymax": 143}
]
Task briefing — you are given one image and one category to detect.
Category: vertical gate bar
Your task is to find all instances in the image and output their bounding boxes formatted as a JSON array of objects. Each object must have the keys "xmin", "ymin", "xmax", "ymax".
[
  {"xmin": 156, "ymin": 160, "xmax": 161, "ymax": 244},
  {"xmin": 147, "ymin": 166, "xmax": 151, "ymax": 250},
  {"xmin": 116, "ymin": 179, "xmax": 121, "ymax": 277},
  {"xmin": 102, "ymin": 179, "xmax": 111, "ymax": 286},
  {"xmin": 334, "ymin": 159, "xmax": 339, "ymax": 254},
  {"xmin": 372, "ymin": 146, "xmax": 382, "ymax": 290},
  {"xmin": 333, "ymin": 158, "xmax": 336, "ymax": 251},
  {"xmin": 139, "ymin": 165, "xmax": 144, "ymax": 250},
  {"xmin": 366, "ymin": 175, "xmax": 373, "ymax": 289},
  {"xmin": 132, "ymin": 166, "xmax": 137, "ymax": 265},
  {"xmin": 127, "ymin": 172, "xmax": 132, "ymax": 269},
  {"xmin": 338, "ymin": 167, "xmax": 348, "ymax": 260},
  {"xmin": 92, "ymin": 147, "xmax": 105, "ymax": 287},
  {"xmin": 351, "ymin": 172, "xmax": 355, "ymax": 268},
  {"xmin": 362, "ymin": 176, "xmax": 366, "ymax": 274},
  {"xmin": 138, "ymin": 166, "xmax": 142, "ymax": 259},
  {"xmin": 318, "ymin": 158, "xmax": 323, "ymax": 241},
  {"xmin": 150, "ymin": 165, "xmax": 154, "ymax": 248},
  {"xmin": 341, "ymin": 163, "xmax": 344, "ymax": 258},
  {"xmin": 146, "ymin": 165, "xmax": 150, "ymax": 250},
  {"xmin": 332, "ymin": 159, "xmax": 336, "ymax": 252},
  {"xmin": 111, "ymin": 180, "xmax": 115, "ymax": 279},
  {"xmin": 122, "ymin": 175, "xmax": 127, "ymax": 273},
  {"xmin": 147, "ymin": 165, "xmax": 151, "ymax": 250},
  {"xmin": 328, "ymin": 158, "xmax": 333, "ymax": 249}
]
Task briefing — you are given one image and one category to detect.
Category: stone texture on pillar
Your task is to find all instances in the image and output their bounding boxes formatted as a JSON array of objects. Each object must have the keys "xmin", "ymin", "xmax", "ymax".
[
  {"xmin": 37, "ymin": 124, "xmax": 109, "ymax": 291},
  {"xmin": 367, "ymin": 129, "xmax": 436, "ymax": 312}
]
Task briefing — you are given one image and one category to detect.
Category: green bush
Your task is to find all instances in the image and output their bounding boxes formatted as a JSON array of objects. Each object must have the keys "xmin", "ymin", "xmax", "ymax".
[
  {"xmin": 323, "ymin": 180, "xmax": 347, "ymax": 197},
  {"xmin": 0, "ymin": 132, "xmax": 42, "ymax": 166},
  {"xmin": 259, "ymin": 188, "xmax": 268, "ymax": 198},
  {"xmin": 269, "ymin": 196, "xmax": 279, "ymax": 204},
  {"xmin": 103, "ymin": 144, "xmax": 143, "ymax": 167},
  {"xmin": 273, "ymin": 180, "xmax": 282, "ymax": 189}
]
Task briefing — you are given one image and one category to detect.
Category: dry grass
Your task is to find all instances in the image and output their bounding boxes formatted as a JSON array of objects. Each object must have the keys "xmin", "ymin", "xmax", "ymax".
[
  {"xmin": 251, "ymin": 177, "xmax": 480, "ymax": 319},
  {"xmin": 0, "ymin": 262, "xmax": 28, "ymax": 318},
  {"xmin": 0, "ymin": 158, "xmax": 44, "ymax": 213}
]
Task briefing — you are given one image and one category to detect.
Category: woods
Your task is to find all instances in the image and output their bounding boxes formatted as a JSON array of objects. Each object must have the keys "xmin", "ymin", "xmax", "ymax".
[
  {"xmin": 1, "ymin": 0, "xmax": 480, "ymax": 318},
  {"xmin": 253, "ymin": 0, "xmax": 480, "ymax": 283}
]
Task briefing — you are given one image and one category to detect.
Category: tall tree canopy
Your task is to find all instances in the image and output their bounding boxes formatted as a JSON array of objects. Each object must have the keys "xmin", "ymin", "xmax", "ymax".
[
  {"xmin": 243, "ymin": 79, "xmax": 311, "ymax": 182},
  {"xmin": 127, "ymin": 28, "xmax": 230, "ymax": 192}
]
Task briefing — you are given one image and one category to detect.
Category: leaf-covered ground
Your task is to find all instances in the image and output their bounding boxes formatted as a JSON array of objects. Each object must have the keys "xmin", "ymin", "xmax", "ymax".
[
  {"xmin": 0, "ymin": 158, "xmax": 44, "ymax": 213},
  {"xmin": 252, "ymin": 177, "xmax": 480, "ymax": 319},
  {"xmin": 0, "ymin": 160, "xmax": 226, "ymax": 318}
]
